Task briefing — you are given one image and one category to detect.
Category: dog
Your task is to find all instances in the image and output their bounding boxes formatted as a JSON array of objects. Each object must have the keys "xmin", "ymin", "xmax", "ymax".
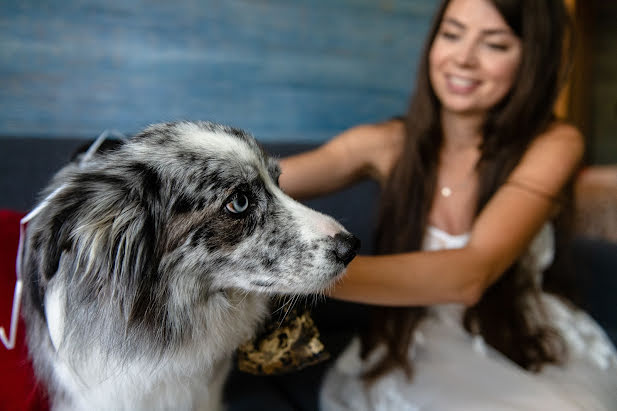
[{"xmin": 21, "ymin": 121, "xmax": 359, "ymax": 410}]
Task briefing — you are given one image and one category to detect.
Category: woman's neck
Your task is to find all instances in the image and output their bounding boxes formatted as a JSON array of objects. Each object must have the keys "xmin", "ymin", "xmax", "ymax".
[{"xmin": 440, "ymin": 109, "xmax": 484, "ymax": 152}]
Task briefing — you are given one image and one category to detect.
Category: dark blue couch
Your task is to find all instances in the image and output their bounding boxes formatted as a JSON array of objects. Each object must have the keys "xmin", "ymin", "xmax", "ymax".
[{"xmin": 1, "ymin": 136, "xmax": 615, "ymax": 411}]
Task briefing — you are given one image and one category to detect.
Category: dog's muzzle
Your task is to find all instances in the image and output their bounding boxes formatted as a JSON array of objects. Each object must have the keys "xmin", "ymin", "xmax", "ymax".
[{"xmin": 333, "ymin": 233, "xmax": 361, "ymax": 266}]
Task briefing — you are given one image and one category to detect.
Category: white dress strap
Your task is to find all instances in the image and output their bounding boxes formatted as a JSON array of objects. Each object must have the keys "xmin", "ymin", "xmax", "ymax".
[{"xmin": 423, "ymin": 226, "xmax": 470, "ymax": 251}]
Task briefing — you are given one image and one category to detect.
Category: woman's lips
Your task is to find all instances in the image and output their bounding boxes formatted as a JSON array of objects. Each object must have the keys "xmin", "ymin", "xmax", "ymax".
[{"xmin": 446, "ymin": 75, "xmax": 480, "ymax": 94}]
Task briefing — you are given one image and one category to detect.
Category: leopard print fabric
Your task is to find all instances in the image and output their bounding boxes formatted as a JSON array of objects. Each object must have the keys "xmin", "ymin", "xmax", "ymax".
[{"xmin": 237, "ymin": 304, "xmax": 329, "ymax": 375}]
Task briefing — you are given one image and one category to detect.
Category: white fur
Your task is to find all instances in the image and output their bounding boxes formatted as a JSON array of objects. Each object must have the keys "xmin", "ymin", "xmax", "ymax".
[
  {"xmin": 49, "ymin": 290, "xmax": 265, "ymax": 411},
  {"xmin": 23, "ymin": 121, "xmax": 358, "ymax": 410},
  {"xmin": 44, "ymin": 279, "xmax": 65, "ymax": 352}
]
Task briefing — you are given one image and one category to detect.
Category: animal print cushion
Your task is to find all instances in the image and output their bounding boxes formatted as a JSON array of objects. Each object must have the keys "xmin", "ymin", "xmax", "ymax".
[{"xmin": 237, "ymin": 302, "xmax": 329, "ymax": 375}]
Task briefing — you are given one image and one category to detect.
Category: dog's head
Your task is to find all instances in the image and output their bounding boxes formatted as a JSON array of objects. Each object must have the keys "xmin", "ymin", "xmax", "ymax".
[{"xmin": 25, "ymin": 121, "xmax": 358, "ymax": 344}]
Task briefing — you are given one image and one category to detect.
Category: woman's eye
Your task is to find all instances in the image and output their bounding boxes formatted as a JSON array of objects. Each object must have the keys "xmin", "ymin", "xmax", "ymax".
[
  {"xmin": 440, "ymin": 31, "xmax": 459, "ymax": 41},
  {"xmin": 225, "ymin": 193, "xmax": 249, "ymax": 214},
  {"xmin": 486, "ymin": 43, "xmax": 508, "ymax": 51}
]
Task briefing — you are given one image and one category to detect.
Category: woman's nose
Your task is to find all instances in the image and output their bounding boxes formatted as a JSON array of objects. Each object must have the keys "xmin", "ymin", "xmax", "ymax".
[{"xmin": 454, "ymin": 40, "xmax": 478, "ymax": 67}]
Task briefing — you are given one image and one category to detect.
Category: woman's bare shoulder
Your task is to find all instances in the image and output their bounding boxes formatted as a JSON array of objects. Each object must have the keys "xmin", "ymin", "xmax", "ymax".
[
  {"xmin": 509, "ymin": 121, "xmax": 584, "ymax": 197},
  {"xmin": 340, "ymin": 119, "xmax": 406, "ymax": 183},
  {"xmin": 527, "ymin": 121, "xmax": 584, "ymax": 169},
  {"xmin": 536, "ymin": 121, "xmax": 584, "ymax": 148}
]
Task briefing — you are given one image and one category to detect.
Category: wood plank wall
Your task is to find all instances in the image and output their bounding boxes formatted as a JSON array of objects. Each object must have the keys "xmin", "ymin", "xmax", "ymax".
[
  {"xmin": 1, "ymin": 0, "xmax": 614, "ymax": 162},
  {"xmin": 0, "ymin": 0, "xmax": 437, "ymax": 143}
]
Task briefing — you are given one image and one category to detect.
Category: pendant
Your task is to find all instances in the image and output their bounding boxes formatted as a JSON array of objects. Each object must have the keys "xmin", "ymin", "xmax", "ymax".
[{"xmin": 440, "ymin": 187, "xmax": 452, "ymax": 197}]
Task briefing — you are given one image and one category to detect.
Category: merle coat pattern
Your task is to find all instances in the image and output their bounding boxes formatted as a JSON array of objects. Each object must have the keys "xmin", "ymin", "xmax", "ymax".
[{"xmin": 21, "ymin": 121, "xmax": 358, "ymax": 410}]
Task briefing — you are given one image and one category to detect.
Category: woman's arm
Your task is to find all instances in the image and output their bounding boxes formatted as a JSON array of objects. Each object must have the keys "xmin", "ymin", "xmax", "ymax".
[
  {"xmin": 279, "ymin": 120, "xmax": 404, "ymax": 199},
  {"xmin": 331, "ymin": 123, "xmax": 585, "ymax": 306}
]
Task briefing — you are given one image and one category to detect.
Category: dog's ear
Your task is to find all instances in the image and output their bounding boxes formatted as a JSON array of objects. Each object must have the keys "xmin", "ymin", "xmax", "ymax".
[
  {"xmin": 86, "ymin": 166, "xmax": 169, "ymax": 330},
  {"xmin": 23, "ymin": 186, "xmax": 85, "ymax": 317},
  {"xmin": 27, "ymin": 165, "xmax": 165, "ymax": 324},
  {"xmin": 28, "ymin": 190, "xmax": 83, "ymax": 284}
]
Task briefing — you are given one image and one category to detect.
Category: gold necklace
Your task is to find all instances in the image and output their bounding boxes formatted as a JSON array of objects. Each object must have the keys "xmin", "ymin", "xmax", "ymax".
[
  {"xmin": 440, "ymin": 186, "xmax": 454, "ymax": 197},
  {"xmin": 439, "ymin": 177, "xmax": 472, "ymax": 198},
  {"xmin": 438, "ymin": 148, "xmax": 479, "ymax": 198}
]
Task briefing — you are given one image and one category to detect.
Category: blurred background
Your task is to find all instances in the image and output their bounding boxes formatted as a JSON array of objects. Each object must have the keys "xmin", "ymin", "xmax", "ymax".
[
  {"xmin": 0, "ymin": 0, "xmax": 435, "ymax": 144},
  {"xmin": 0, "ymin": 0, "xmax": 614, "ymax": 164}
]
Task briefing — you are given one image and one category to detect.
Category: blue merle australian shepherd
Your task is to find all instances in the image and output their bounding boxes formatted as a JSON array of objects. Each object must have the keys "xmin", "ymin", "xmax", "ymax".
[{"xmin": 21, "ymin": 121, "xmax": 359, "ymax": 410}]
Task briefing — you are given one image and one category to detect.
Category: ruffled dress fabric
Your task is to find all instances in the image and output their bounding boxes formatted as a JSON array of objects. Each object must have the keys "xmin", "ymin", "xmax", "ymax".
[{"xmin": 320, "ymin": 225, "xmax": 617, "ymax": 410}]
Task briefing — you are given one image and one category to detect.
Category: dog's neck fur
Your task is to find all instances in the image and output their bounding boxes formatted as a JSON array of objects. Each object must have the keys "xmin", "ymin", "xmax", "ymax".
[{"xmin": 42, "ymin": 281, "xmax": 269, "ymax": 410}]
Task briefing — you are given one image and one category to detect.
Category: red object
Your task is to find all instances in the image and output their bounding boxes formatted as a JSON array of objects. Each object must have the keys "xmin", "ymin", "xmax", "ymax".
[{"xmin": 0, "ymin": 209, "xmax": 49, "ymax": 411}]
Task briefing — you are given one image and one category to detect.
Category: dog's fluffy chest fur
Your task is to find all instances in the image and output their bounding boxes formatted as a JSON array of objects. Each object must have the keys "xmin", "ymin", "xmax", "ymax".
[
  {"xmin": 21, "ymin": 121, "xmax": 359, "ymax": 410},
  {"xmin": 46, "ymin": 283, "xmax": 269, "ymax": 410},
  {"xmin": 51, "ymin": 346, "xmax": 230, "ymax": 411}
]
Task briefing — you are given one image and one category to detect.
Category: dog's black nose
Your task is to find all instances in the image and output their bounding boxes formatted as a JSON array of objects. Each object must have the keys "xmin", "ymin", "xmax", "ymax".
[{"xmin": 333, "ymin": 232, "xmax": 361, "ymax": 266}]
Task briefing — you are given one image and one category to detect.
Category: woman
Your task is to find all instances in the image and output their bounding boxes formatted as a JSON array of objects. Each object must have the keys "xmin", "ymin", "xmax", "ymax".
[{"xmin": 280, "ymin": 0, "xmax": 617, "ymax": 409}]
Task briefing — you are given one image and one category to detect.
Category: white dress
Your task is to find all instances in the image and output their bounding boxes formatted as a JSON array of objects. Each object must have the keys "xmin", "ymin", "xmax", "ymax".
[{"xmin": 320, "ymin": 225, "xmax": 617, "ymax": 410}]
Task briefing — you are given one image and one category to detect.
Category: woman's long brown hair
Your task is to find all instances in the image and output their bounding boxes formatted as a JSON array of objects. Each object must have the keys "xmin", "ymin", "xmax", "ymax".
[{"xmin": 360, "ymin": 0, "xmax": 576, "ymax": 380}]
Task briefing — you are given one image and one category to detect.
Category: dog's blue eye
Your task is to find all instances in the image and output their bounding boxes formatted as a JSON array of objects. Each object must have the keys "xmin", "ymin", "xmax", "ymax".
[{"xmin": 225, "ymin": 193, "xmax": 249, "ymax": 214}]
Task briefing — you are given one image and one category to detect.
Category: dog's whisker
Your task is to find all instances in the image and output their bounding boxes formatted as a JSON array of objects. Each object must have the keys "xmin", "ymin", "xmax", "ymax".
[
  {"xmin": 278, "ymin": 294, "xmax": 301, "ymax": 327},
  {"xmin": 270, "ymin": 294, "xmax": 292, "ymax": 317},
  {"xmin": 311, "ymin": 292, "xmax": 324, "ymax": 308}
]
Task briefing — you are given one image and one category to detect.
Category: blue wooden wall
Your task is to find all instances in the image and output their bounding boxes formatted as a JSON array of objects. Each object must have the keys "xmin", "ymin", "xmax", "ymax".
[{"xmin": 0, "ymin": 0, "xmax": 438, "ymax": 143}]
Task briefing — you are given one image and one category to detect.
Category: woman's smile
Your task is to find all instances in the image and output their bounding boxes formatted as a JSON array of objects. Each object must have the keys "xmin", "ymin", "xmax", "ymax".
[{"xmin": 445, "ymin": 74, "xmax": 481, "ymax": 94}]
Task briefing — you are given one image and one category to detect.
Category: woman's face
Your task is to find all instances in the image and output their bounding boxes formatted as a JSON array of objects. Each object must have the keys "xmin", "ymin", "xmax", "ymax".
[{"xmin": 429, "ymin": 0, "xmax": 522, "ymax": 116}]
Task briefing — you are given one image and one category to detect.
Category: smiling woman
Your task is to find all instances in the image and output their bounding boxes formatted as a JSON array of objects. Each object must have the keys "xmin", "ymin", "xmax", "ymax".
[
  {"xmin": 429, "ymin": 0, "xmax": 523, "ymax": 116},
  {"xmin": 279, "ymin": 0, "xmax": 617, "ymax": 409}
]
